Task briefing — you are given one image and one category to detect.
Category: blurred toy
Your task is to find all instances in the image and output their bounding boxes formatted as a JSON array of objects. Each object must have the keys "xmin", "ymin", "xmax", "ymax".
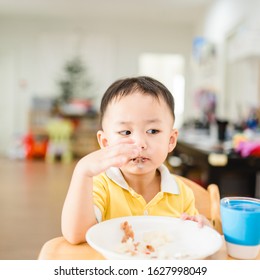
[
  {"xmin": 7, "ymin": 133, "xmax": 26, "ymax": 159},
  {"xmin": 233, "ymin": 133, "xmax": 260, "ymax": 157},
  {"xmin": 235, "ymin": 140, "xmax": 260, "ymax": 157},
  {"xmin": 23, "ymin": 133, "xmax": 48, "ymax": 159},
  {"xmin": 45, "ymin": 118, "xmax": 74, "ymax": 163}
]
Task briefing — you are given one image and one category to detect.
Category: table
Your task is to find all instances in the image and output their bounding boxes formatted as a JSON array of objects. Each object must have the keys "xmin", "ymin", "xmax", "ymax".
[
  {"xmin": 173, "ymin": 137, "xmax": 260, "ymax": 198},
  {"xmin": 38, "ymin": 236, "xmax": 260, "ymax": 260}
]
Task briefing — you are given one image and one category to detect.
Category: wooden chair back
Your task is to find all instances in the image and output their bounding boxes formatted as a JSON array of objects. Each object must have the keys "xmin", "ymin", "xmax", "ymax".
[{"xmin": 176, "ymin": 175, "xmax": 222, "ymax": 234}]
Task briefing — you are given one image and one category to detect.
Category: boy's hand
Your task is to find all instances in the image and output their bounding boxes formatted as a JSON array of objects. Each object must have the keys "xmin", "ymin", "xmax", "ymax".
[
  {"xmin": 180, "ymin": 213, "xmax": 212, "ymax": 228},
  {"xmin": 75, "ymin": 138, "xmax": 141, "ymax": 177}
]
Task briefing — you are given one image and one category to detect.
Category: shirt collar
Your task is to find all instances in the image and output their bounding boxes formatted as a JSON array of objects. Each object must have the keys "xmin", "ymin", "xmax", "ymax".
[{"xmin": 105, "ymin": 164, "xmax": 179, "ymax": 194}]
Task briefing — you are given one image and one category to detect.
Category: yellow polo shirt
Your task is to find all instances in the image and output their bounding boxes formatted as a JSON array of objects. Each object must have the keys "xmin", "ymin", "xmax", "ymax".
[{"xmin": 93, "ymin": 165, "xmax": 198, "ymax": 222}]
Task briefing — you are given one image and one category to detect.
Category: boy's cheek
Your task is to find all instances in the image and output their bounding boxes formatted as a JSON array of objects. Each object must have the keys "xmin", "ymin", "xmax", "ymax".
[
  {"xmin": 98, "ymin": 132, "xmax": 117, "ymax": 147},
  {"xmin": 99, "ymin": 134, "xmax": 123, "ymax": 148},
  {"xmin": 107, "ymin": 136, "xmax": 120, "ymax": 146}
]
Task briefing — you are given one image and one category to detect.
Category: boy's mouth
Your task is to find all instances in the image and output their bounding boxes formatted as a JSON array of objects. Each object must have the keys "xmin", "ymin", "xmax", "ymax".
[
  {"xmin": 132, "ymin": 157, "xmax": 148, "ymax": 163},
  {"xmin": 131, "ymin": 157, "xmax": 148, "ymax": 169}
]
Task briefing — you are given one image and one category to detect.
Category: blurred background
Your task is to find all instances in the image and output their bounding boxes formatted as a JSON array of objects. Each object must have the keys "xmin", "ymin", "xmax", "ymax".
[{"xmin": 1, "ymin": 0, "xmax": 260, "ymax": 259}]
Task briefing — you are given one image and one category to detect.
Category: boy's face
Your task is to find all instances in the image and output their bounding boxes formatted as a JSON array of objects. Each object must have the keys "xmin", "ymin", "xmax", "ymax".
[{"xmin": 98, "ymin": 91, "xmax": 178, "ymax": 174}]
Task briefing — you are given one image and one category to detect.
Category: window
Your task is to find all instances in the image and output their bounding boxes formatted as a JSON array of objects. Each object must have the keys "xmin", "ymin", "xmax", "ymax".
[{"xmin": 138, "ymin": 53, "xmax": 185, "ymax": 128}]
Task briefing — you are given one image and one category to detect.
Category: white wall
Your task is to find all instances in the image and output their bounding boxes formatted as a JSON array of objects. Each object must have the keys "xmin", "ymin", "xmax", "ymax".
[
  {"xmin": 0, "ymin": 16, "xmax": 193, "ymax": 155},
  {"xmin": 190, "ymin": 0, "xmax": 260, "ymax": 120}
]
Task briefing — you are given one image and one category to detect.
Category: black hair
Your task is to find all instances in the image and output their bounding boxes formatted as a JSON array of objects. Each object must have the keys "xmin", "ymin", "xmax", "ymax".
[{"xmin": 100, "ymin": 76, "xmax": 175, "ymax": 126}]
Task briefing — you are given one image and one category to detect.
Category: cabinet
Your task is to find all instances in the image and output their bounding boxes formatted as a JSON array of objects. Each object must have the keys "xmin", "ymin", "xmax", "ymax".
[
  {"xmin": 172, "ymin": 138, "xmax": 260, "ymax": 198},
  {"xmin": 28, "ymin": 109, "xmax": 100, "ymax": 159},
  {"xmin": 70, "ymin": 115, "xmax": 100, "ymax": 157}
]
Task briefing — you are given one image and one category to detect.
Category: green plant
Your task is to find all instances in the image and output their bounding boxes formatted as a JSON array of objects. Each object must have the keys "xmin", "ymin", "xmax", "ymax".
[{"xmin": 57, "ymin": 56, "xmax": 92, "ymax": 103}]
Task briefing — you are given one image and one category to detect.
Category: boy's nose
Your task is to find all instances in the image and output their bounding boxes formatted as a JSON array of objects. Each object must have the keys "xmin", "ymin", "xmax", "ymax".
[{"xmin": 133, "ymin": 136, "xmax": 147, "ymax": 150}]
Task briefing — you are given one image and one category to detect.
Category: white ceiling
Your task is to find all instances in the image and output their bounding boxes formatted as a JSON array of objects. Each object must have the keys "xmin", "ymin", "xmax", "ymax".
[{"xmin": 0, "ymin": 0, "xmax": 212, "ymax": 24}]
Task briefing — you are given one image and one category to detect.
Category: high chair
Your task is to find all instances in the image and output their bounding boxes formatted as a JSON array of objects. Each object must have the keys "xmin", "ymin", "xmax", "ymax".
[
  {"xmin": 38, "ymin": 175, "xmax": 222, "ymax": 259},
  {"xmin": 176, "ymin": 175, "xmax": 222, "ymax": 234}
]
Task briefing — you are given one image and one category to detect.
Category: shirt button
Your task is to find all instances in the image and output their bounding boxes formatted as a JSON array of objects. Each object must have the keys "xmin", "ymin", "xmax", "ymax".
[{"xmin": 144, "ymin": 210, "xmax": 148, "ymax": 215}]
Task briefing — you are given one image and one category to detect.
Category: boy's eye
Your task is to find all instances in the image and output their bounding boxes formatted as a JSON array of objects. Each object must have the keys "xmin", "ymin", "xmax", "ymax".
[
  {"xmin": 119, "ymin": 130, "xmax": 131, "ymax": 135},
  {"xmin": 147, "ymin": 129, "xmax": 159, "ymax": 134}
]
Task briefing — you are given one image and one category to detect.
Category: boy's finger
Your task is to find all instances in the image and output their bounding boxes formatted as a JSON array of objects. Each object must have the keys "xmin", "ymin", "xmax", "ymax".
[{"xmin": 107, "ymin": 143, "xmax": 141, "ymax": 159}]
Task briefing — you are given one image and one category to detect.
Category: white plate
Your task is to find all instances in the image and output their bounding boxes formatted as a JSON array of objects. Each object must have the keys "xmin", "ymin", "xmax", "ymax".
[{"xmin": 86, "ymin": 216, "xmax": 222, "ymax": 260}]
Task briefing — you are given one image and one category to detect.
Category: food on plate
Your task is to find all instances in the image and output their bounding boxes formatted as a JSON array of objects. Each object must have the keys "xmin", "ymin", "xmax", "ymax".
[
  {"xmin": 117, "ymin": 220, "xmax": 173, "ymax": 258},
  {"xmin": 120, "ymin": 221, "xmax": 134, "ymax": 242},
  {"xmin": 86, "ymin": 216, "xmax": 223, "ymax": 260}
]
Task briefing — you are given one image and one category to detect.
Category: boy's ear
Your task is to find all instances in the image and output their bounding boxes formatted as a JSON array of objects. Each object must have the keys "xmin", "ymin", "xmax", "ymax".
[
  {"xmin": 97, "ymin": 130, "xmax": 108, "ymax": 148},
  {"xmin": 168, "ymin": 128, "xmax": 178, "ymax": 153}
]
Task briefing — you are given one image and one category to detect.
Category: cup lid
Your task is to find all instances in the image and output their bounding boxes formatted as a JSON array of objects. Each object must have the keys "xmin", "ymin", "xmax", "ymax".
[{"xmin": 221, "ymin": 197, "xmax": 260, "ymax": 212}]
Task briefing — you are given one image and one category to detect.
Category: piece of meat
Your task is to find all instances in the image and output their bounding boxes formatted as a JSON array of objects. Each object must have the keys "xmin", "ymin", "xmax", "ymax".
[{"xmin": 120, "ymin": 221, "xmax": 134, "ymax": 242}]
